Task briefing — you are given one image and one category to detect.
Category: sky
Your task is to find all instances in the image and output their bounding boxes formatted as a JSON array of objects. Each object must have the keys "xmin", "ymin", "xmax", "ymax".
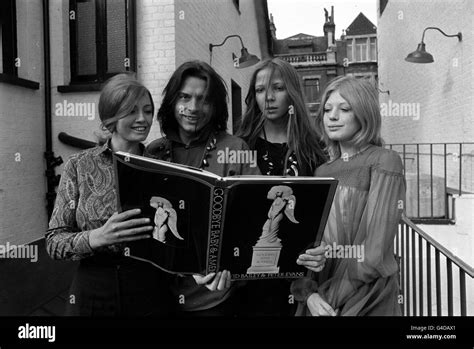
[{"xmin": 267, "ymin": 0, "xmax": 378, "ymax": 39}]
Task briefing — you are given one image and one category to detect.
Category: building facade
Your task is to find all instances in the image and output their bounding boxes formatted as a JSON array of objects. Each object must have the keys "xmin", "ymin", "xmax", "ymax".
[
  {"xmin": 377, "ymin": 0, "xmax": 473, "ymax": 195},
  {"xmin": 0, "ymin": 0, "xmax": 271, "ymax": 246},
  {"xmin": 271, "ymin": 7, "xmax": 378, "ymax": 116}
]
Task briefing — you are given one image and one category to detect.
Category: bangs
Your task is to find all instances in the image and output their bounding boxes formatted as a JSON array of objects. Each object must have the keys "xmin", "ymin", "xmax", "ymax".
[{"xmin": 101, "ymin": 83, "xmax": 149, "ymax": 130}]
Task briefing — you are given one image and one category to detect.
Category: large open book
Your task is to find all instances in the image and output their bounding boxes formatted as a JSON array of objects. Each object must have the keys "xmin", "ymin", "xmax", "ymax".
[{"xmin": 113, "ymin": 151, "xmax": 337, "ymax": 280}]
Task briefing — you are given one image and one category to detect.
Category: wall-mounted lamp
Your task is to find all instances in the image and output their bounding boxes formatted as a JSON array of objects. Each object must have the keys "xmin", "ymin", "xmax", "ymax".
[
  {"xmin": 405, "ymin": 27, "xmax": 462, "ymax": 63},
  {"xmin": 209, "ymin": 34, "xmax": 260, "ymax": 68}
]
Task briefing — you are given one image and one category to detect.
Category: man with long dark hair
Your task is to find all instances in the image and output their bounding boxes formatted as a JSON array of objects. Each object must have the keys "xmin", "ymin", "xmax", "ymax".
[{"xmin": 146, "ymin": 60, "xmax": 260, "ymax": 315}]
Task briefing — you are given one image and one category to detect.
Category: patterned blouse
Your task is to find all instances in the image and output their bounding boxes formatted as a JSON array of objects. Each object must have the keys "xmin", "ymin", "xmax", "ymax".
[{"xmin": 45, "ymin": 141, "xmax": 143, "ymax": 260}]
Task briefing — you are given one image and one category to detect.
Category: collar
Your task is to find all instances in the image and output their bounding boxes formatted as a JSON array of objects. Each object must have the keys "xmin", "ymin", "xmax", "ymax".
[
  {"xmin": 166, "ymin": 126, "xmax": 214, "ymax": 148},
  {"xmin": 93, "ymin": 138, "xmax": 145, "ymax": 156},
  {"xmin": 91, "ymin": 139, "xmax": 113, "ymax": 156}
]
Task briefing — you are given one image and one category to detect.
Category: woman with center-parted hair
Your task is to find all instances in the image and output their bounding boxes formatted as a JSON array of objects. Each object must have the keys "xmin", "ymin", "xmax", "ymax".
[
  {"xmin": 235, "ymin": 58, "xmax": 327, "ymax": 316},
  {"xmin": 238, "ymin": 58, "xmax": 327, "ymax": 177},
  {"xmin": 146, "ymin": 60, "xmax": 261, "ymax": 316},
  {"xmin": 46, "ymin": 73, "xmax": 175, "ymax": 316},
  {"xmin": 291, "ymin": 76, "xmax": 406, "ymax": 316}
]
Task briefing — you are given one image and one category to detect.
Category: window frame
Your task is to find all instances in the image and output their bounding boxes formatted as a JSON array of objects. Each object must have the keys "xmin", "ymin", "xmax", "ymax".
[
  {"xmin": 69, "ymin": 0, "xmax": 136, "ymax": 84},
  {"xmin": 303, "ymin": 76, "xmax": 321, "ymax": 104},
  {"xmin": 0, "ymin": 0, "xmax": 18, "ymax": 76},
  {"xmin": 346, "ymin": 35, "xmax": 377, "ymax": 63}
]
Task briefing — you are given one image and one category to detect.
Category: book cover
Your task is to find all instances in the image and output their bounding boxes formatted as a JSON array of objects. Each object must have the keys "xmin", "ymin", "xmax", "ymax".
[{"xmin": 113, "ymin": 151, "xmax": 337, "ymax": 280}]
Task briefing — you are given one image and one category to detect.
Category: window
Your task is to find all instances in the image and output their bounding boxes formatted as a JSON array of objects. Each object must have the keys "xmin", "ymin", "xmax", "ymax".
[
  {"xmin": 0, "ymin": 0, "xmax": 18, "ymax": 76},
  {"xmin": 346, "ymin": 37, "xmax": 377, "ymax": 62},
  {"xmin": 347, "ymin": 40, "xmax": 353, "ymax": 62},
  {"xmin": 303, "ymin": 78, "xmax": 320, "ymax": 103},
  {"xmin": 370, "ymin": 37, "xmax": 377, "ymax": 61},
  {"xmin": 355, "ymin": 38, "xmax": 367, "ymax": 62},
  {"xmin": 69, "ymin": 0, "xmax": 136, "ymax": 84},
  {"xmin": 231, "ymin": 80, "xmax": 242, "ymax": 134}
]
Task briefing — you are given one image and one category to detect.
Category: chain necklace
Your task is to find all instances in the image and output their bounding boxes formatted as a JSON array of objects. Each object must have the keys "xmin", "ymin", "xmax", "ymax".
[
  {"xmin": 159, "ymin": 132, "xmax": 218, "ymax": 169},
  {"xmin": 261, "ymin": 128, "xmax": 299, "ymax": 176}
]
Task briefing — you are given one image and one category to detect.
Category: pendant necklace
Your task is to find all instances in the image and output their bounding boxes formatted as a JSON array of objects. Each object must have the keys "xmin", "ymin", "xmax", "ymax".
[
  {"xmin": 261, "ymin": 127, "xmax": 299, "ymax": 176},
  {"xmin": 160, "ymin": 132, "xmax": 218, "ymax": 169}
]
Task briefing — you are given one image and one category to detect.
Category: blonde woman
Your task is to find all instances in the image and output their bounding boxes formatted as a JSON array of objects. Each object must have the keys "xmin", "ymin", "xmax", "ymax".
[{"xmin": 292, "ymin": 76, "xmax": 405, "ymax": 316}]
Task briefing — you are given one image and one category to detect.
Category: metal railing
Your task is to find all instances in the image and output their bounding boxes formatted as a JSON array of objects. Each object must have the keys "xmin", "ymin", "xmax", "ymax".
[
  {"xmin": 395, "ymin": 216, "xmax": 473, "ymax": 316},
  {"xmin": 386, "ymin": 143, "xmax": 473, "ymax": 223}
]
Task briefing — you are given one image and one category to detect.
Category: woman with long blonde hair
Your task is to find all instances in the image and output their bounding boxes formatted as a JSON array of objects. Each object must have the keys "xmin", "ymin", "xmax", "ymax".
[
  {"xmin": 237, "ymin": 58, "xmax": 327, "ymax": 316},
  {"xmin": 238, "ymin": 58, "xmax": 326, "ymax": 176},
  {"xmin": 292, "ymin": 75, "xmax": 405, "ymax": 316}
]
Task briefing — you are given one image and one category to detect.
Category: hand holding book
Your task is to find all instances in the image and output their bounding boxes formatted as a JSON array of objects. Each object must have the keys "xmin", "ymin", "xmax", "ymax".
[
  {"xmin": 193, "ymin": 270, "xmax": 232, "ymax": 291},
  {"xmin": 113, "ymin": 152, "xmax": 338, "ymax": 279},
  {"xmin": 88, "ymin": 209, "xmax": 153, "ymax": 249},
  {"xmin": 296, "ymin": 241, "xmax": 327, "ymax": 273},
  {"xmin": 307, "ymin": 292, "xmax": 338, "ymax": 316}
]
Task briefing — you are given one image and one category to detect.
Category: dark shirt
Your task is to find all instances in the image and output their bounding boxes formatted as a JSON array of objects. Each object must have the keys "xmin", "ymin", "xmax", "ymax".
[
  {"xmin": 146, "ymin": 130, "xmax": 261, "ymax": 312},
  {"xmin": 254, "ymin": 137, "xmax": 315, "ymax": 176}
]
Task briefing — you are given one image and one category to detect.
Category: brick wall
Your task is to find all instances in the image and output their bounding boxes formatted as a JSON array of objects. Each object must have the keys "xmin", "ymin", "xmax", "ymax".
[
  {"xmin": 136, "ymin": 0, "xmax": 176, "ymax": 141},
  {"xmin": 175, "ymin": 0, "xmax": 266, "ymax": 132},
  {"xmin": 1, "ymin": 0, "xmax": 268, "ymax": 245},
  {"xmin": 50, "ymin": 0, "xmax": 177, "ymax": 167}
]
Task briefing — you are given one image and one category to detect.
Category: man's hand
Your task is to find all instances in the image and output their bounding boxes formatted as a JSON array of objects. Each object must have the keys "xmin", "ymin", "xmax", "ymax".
[{"xmin": 193, "ymin": 270, "xmax": 231, "ymax": 291}]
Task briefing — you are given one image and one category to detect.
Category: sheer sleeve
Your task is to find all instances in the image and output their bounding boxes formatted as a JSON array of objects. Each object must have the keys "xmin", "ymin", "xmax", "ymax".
[
  {"xmin": 355, "ymin": 151, "xmax": 405, "ymax": 280},
  {"xmin": 318, "ymin": 150, "xmax": 406, "ymax": 309},
  {"xmin": 45, "ymin": 157, "xmax": 95, "ymax": 260}
]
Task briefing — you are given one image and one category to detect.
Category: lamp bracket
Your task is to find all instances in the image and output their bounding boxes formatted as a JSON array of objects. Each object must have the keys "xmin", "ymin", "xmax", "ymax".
[
  {"xmin": 209, "ymin": 35, "xmax": 245, "ymax": 52},
  {"xmin": 421, "ymin": 27, "xmax": 462, "ymax": 43}
]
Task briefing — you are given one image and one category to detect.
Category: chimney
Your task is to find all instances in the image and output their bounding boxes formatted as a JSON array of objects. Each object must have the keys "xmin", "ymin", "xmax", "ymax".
[
  {"xmin": 323, "ymin": 6, "xmax": 336, "ymax": 48},
  {"xmin": 269, "ymin": 13, "xmax": 277, "ymax": 39}
]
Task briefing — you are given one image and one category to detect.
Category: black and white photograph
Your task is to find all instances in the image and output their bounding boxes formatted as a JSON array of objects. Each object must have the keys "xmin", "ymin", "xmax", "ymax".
[{"xmin": 0, "ymin": 0, "xmax": 472, "ymax": 346}]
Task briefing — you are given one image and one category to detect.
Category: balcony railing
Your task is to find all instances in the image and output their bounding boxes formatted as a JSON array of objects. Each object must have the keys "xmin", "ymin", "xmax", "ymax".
[
  {"xmin": 396, "ymin": 216, "xmax": 473, "ymax": 316},
  {"xmin": 386, "ymin": 143, "xmax": 474, "ymax": 223},
  {"xmin": 277, "ymin": 52, "xmax": 328, "ymax": 66}
]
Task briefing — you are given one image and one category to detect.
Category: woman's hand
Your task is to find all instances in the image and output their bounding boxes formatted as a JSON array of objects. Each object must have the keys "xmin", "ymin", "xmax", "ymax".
[
  {"xmin": 193, "ymin": 270, "xmax": 231, "ymax": 291},
  {"xmin": 307, "ymin": 292, "xmax": 338, "ymax": 316},
  {"xmin": 89, "ymin": 209, "xmax": 153, "ymax": 249},
  {"xmin": 296, "ymin": 241, "xmax": 327, "ymax": 272}
]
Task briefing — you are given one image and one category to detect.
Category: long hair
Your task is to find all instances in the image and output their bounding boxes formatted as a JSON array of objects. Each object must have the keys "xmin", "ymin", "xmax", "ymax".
[
  {"xmin": 97, "ymin": 73, "xmax": 154, "ymax": 144},
  {"xmin": 238, "ymin": 58, "xmax": 326, "ymax": 170},
  {"xmin": 317, "ymin": 76, "xmax": 383, "ymax": 160},
  {"xmin": 157, "ymin": 60, "xmax": 228, "ymax": 135}
]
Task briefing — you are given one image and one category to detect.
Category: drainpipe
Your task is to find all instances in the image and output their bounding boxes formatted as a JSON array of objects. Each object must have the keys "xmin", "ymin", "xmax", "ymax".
[{"xmin": 43, "ymin": 0, "xmax": 63, "ymax": 217}]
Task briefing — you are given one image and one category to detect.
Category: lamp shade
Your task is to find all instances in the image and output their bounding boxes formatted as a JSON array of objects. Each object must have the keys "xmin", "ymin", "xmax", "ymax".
[
  {"xmin": 405, "ymin": 43, "xmax": 434, "ymax": 63},
  {"xmin": 236, "ymin": 47, "xmax": 260, "ymax": 68}
]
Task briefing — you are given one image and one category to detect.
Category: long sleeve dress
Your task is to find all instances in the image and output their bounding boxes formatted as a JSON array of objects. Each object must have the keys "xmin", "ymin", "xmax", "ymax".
[{"xmin": 291, "ymin": 145, "xmax": 405, "ymax": 316}]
